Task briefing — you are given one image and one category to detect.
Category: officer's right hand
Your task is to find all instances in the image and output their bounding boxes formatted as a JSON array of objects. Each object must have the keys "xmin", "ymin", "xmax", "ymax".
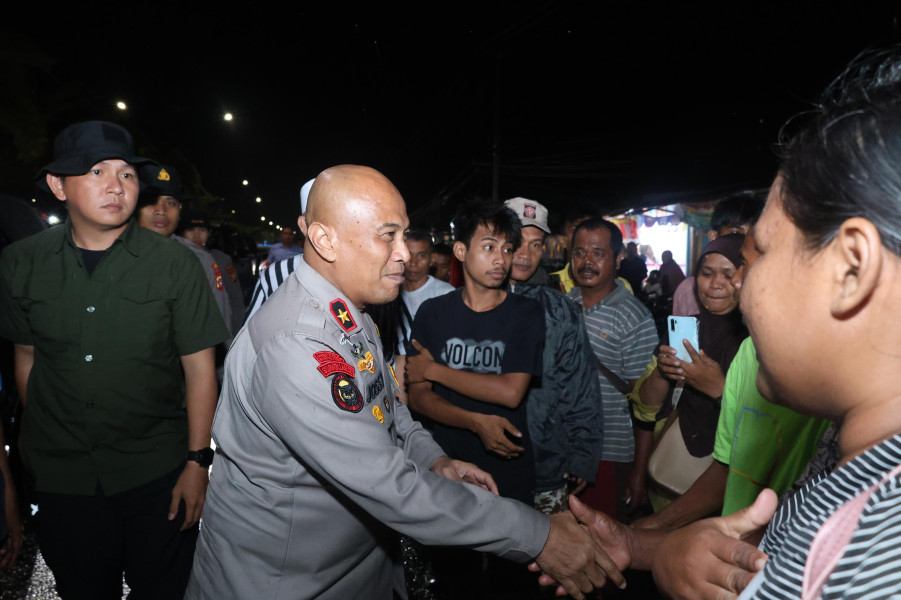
[
  {"xmin": 533, "ymin": 509, "xmax": 626, "ymax": 599},
  {"xmin": 469, "ymin": 414, "xmax": 524, "ymax": 458}
]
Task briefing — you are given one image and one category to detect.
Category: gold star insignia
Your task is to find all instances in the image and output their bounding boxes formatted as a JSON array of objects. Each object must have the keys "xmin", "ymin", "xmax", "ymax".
[{"xmin": 336, "ymin": 308, "xmax": 350, "ymax": 324}]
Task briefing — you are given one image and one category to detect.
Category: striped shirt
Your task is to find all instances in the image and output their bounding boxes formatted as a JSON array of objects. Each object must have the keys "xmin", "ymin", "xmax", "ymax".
[
  {"xmin": 245, "ymin": 255, "xmax": 304, "ymax": 323},
  {"xmin": 568, "ymin": 281, "xmax": 657, "ymax": 462},
  {"xmin": 742, "ymin": 433, "xmax": 901, "ymax": 600}
]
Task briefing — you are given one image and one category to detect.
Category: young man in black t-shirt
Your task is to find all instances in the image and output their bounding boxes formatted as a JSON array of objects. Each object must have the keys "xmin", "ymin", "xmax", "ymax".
[{"xmin": 406, "ymin": 203, "xmax": 544, "ymax": 504}]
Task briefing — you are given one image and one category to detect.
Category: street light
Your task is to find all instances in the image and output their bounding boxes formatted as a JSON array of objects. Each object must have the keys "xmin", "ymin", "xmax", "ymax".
[
  {"xmin": 255, "ymin": 197, "xmax": 262, "ymax": 203},
  {"xmin": 242, "ymin": 180, "xmax": 249, "ymax": 186},
  {"xmin": 116, "ymin": 101, "xmax": 127, "ymax": 110},
  {"xmin": 224, "ymin": 112, "xmax": 233, "ymax": 121}
]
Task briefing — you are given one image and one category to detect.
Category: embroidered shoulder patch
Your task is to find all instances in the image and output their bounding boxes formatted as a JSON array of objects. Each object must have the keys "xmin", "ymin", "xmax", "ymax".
[
  {"xmin": 314, "ymin": 351, "xmax": 355, "ymax": 378},
  {"xmin": 330, "ymin": 299, "xmax": 357, "ymax": 332},
  {"xmin": 332, "ymin": 373, "xmax": 363, "ymax": 412}
]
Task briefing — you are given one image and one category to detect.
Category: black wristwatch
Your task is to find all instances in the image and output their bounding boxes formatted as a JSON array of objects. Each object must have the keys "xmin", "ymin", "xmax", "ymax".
[{"xmin": 186, "ymin": 447, "xmax": 215, "ymax": 468}]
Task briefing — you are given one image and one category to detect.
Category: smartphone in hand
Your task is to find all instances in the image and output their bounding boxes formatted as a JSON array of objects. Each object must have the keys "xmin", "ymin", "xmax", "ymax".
[{"xmin": 667, "ymin": 316, "xmax": 699, "ymax": 363}]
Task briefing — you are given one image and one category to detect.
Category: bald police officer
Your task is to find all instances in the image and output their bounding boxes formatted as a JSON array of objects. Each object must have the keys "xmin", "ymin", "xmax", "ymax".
[{"xmin": 185, "ymin": 165, "xmax": 621, "ymax": 599}]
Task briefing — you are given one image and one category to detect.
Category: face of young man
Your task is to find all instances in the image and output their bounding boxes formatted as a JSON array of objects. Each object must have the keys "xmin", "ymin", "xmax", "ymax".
[
  {"xmin": 571, "ymin": 226, "xmax": 620, "ymax": 294},
  {"xmin": 510, "ymin": 225, "xmax": 545, "ymax": 282},
  {"xmin": 455, "ymin": 224, "xmax": 513, "ymax": 290},
  {"xmin": 47, "ymin": 159, "xmax": 139, "ymax": 233},
  {"xmin": 137, "ymin": 195, "xmax": 181, "ymax": 237},
  {"xmin": 182, "ymin": 226, "xmax": 210, "ymax": 248},
  {"xmin": 403, "ymin": 238, "xmax": 432, "ymax": 290}
]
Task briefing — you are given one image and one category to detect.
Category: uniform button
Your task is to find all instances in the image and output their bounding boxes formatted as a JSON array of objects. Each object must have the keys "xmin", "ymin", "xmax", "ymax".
[
  {"xmin": 87, "ymin": 401, "xmax": 95, "ymax": 408},
  {"xmin": 310, "ymin": 300, "xmax": 319, "ymax": 308},
  {"xmin": 86, "ymin": 306, "xmax": 95, "ymax": 313},
  {"xmin": 85, "ymin": 354, "xmax": 93, "ymax": 362}
]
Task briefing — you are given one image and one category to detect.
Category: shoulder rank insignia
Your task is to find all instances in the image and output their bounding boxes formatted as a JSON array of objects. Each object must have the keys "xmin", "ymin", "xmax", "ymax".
[
  {"xmin": 314, "ymin": 351, "xmax": 355, "ymax": 378},
  {"xmin": 332, "ymin": 373, "xmax": 364, "ymax": 412},
  {"xmin": 357, "ymin": 351, "xmax": 375, "ymax": 374},
  {"xmin": 330, "ymin": 298, "xmax": 357, "ymax": 332},
  {"xmin": 372, "ymin": 404, "xmax": 385, "ymax": 423}
]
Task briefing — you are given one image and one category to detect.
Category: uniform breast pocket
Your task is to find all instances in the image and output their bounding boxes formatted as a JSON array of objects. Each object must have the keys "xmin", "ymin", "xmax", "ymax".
[
  {"xmin": 116, "ymin": 280, "xmax": 177, "ymax": 355},
  {"xmin": 18, "ymin": 284, "xmax": 69, "ymax": 344}
]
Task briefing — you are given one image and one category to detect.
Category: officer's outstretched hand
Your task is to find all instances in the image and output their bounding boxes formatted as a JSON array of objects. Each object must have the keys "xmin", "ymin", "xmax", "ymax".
[
  {"xmin": 532, "ymin": 508, "xmax": 626, "ymax": 599},
  {"xmin": 430, "ymin": 456, "xmax": 498, "ymax": 494}
]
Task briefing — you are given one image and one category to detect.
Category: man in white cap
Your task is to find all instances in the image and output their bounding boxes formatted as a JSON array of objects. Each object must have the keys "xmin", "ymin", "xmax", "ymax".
[{"xmin": 504, "ymin": 197, "xmax": 604, "ymax": 514}]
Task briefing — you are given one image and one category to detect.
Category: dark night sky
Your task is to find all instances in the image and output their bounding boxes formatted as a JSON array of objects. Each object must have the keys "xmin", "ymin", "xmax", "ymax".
[{"xmin": 3, "ymin": 1, "xmax": 900, "ymax": 233}]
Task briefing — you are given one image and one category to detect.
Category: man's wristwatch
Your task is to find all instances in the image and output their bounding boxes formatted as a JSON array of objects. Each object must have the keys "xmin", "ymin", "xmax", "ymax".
[{"xmin": 186, "ymin": 447, "xmax": 215, "ymax": 468}]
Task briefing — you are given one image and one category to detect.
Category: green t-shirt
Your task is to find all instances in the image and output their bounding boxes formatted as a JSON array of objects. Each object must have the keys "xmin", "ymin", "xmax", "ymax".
[
  {"xmin": 713, "ymin": 337, "xmax": 831, "ymax": 515},
  {"xmin": 0, "ymin": 219, "xmax": 229, "ymax": 495}
]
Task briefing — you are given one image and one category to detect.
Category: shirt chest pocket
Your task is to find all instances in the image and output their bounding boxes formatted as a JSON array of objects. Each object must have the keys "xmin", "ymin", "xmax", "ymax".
[
  {"xmin": 18, "ymin": 279, "xmax": 68, "ymax": 344},
  {"xmin": 116, "ymin": 280, "xmax": 177, "ymax": 354}
]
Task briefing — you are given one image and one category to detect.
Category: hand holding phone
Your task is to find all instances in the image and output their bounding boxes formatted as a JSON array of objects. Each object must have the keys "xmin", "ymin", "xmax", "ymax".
[{"xmin": 667, "ymin": 316, "xmax": 699, "ymax": 363}]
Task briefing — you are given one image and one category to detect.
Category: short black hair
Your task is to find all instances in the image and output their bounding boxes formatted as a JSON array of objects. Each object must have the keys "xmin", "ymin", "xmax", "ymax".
[
  {"xmin": 404, "ymin": 229, "xmax": 433, "ymax": 251},
  {"xmin": 453, "ymin": 200, "xmax": 522, "ymax": 250},
  {"xmin": 570, "ymin": 216, "xmax": 623, "ymax": 256},
  {"xmin": 710, "ymin": 193, "xmax": 765, "ymax": 232}
]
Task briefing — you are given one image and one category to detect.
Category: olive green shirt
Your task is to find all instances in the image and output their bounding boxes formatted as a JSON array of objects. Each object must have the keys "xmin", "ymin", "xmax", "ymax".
[{"xmin": 0, "ymin": 219, "xmax": 229, "ymax": 495}]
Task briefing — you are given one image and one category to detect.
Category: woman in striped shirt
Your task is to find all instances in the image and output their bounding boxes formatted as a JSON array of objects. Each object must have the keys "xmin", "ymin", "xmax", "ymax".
[{"xmin": 736, "ymin": 47, "xmax": 901, "ymax": 599}]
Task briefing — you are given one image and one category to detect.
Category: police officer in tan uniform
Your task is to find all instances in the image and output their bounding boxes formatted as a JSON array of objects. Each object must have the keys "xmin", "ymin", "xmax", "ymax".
[{"xmin": 185, "ymin": 165, "xmax": 622, "ymax": 600}]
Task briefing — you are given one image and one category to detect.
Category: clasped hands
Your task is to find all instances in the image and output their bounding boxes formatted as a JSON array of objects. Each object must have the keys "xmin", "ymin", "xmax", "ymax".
[{"xmin": 528, "ymin": 490, "xmax": 776, "ymax": 600}]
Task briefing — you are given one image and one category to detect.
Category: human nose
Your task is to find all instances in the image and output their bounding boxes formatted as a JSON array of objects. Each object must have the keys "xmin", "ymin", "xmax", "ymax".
[{"xmin": 395, "ymin": 237, "xmax": 410, "ymax": 263}]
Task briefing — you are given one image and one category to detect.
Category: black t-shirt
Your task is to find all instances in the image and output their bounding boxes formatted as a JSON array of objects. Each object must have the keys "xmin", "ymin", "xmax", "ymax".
[{"xmin": 411, "ymin": 288, "xmax": 545, "ymax": 503}]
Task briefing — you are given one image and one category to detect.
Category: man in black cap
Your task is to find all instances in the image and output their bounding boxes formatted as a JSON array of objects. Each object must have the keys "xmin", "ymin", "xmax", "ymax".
[
  {"xmin": 136, "ymin": 165, "xmax": 236, "ymax": 340},
  {"xmin": 0, "ymin": 121, "xmax": 229, "ymax": 598}
]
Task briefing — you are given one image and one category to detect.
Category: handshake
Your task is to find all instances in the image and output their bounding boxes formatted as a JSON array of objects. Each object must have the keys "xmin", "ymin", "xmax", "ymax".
[{"xmin": 529, "ymin": 495, "xmax": 628, "ymax": 599}]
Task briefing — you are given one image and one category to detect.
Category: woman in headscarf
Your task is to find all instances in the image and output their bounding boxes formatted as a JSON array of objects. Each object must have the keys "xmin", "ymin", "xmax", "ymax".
[{"xmin": 629, "ymin": 233, "xmax": 747, "ymax": 512}]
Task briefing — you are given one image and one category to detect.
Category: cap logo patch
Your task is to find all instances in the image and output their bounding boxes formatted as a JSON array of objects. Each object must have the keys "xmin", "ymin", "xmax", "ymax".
[
  {"xmin": 332, "ymin": 373, "xmax": 363, "ymax": 412},
  {"xmin": 330, "ymin": 299, "xmax": 357, "ymax": 332},
  {"xmin": 157, "ymin": 168, "xmax": 171, "ymax": 182},
  {"xmin": 314, "ymin": 351, "xmax": 355, "ymax": 378},
  {"xmin": 524, "ymin": 204, "xmax": 536, "ymax": 218}
]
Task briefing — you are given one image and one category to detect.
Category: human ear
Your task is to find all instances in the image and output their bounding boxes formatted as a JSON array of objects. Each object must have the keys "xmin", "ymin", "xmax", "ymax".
[
  {"xmin": 707, "ymin": 230, "xmax": 718, "ymax": 242},
  {"xmin": 297, "ymin": 215, "xmax": 307, "ymax": 236},
  {"xmin": 307, "ymin": 222, "xmax": 337, "ymax": 263},
  {"xmin": 453, "ymin": 240, "xmax": 467, "ymax": 262},
  {"xmin": 46, "ymin": 174, "xmax": 67, "ymax": 201},
  {"xmin": 830, "ymin": 217, "xmax": 883, "ymax": 318}
]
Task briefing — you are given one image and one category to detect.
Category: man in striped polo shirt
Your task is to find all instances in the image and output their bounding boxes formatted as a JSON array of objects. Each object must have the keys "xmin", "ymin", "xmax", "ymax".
[{"xmin": 567, "ymin": 216, "xmax": 658, "ymax": 520}]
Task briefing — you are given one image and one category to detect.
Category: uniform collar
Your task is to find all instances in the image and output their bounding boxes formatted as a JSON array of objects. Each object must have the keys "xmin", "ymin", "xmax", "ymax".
[{"xmin": 54, "ymin": 218, "xmax": 141, "ymax": 257}]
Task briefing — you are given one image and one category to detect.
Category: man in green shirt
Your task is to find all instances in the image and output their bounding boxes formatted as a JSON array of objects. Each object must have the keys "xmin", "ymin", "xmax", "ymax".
[{"xmin": 0, "ymin": 121, "xmax": 228, "ymax": 598}]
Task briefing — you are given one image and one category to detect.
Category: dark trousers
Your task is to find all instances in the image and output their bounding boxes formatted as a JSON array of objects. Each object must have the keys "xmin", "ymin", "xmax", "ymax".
[{"xmin": 36, "ymin": 466, "xmax": 198, "ymax": 600}]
